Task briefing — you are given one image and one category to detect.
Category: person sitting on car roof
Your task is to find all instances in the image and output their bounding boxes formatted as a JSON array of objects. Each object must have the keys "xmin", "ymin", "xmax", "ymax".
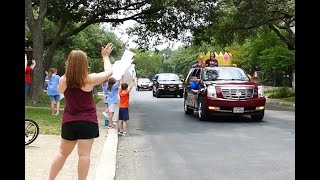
[
  {"xmin": 205, "ymin": 52, "xmax": 218, "ymax": 67},
  {"xmin": 192, "ymin": 52, "xmax": 205, "ymax": 68}
]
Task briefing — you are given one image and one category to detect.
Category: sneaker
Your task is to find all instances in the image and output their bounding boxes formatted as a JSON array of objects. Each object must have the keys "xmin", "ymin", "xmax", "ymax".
[
  {"xmin": 55, "ymin": 113, "xmax": 59, "ymax": 116},
  {"xmin": 122, "ymin": 132, "xmax": 127, "ymax": 136},
  {"xmin": 102, "ymin": 112, "xmax": 108, "ymax": 118},
  {"xmin": 118, "ymin": 131, "xmax": 123, "ymax": 135}
]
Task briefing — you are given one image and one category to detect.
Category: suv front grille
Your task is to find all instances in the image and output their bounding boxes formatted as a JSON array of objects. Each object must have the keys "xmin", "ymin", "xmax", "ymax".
[{"xmin": 221, "ymin": 87, "xmax": 254, "ymax": 99}]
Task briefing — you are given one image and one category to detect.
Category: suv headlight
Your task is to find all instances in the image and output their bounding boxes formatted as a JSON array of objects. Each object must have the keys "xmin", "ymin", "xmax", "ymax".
[
  {"xmin": 178, "ymin": 84, "xmax": 182, "ymax": 88},
  {"xmin": 207, "ymin": 85, "xmax": 217, "ymax": 98},
  {"xmin": 258, "ymin": 86, "xmax": 264, "ymax": 97},
  {"xmin": 159, "ymin": 84, "xmax": 164, "ymax": 88}
]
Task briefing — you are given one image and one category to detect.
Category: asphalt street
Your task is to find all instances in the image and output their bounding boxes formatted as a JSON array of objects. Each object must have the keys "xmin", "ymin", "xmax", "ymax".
[{"xmin": 115, "ymin": 90, "xmax": 295, "ymax": 180}]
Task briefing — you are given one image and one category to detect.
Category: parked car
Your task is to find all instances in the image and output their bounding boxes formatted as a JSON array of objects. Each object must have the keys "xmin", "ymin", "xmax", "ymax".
[
  {"xmin": 136, "ymin": 78, "xmax": 153, "ymax": 91},
  {"xmin": 183, "ymin": 66, "xmax": 266, "ymax": 121},
  {"xmin": 152, "ymin": 73, "xmax": 183, "ymax": 98}
]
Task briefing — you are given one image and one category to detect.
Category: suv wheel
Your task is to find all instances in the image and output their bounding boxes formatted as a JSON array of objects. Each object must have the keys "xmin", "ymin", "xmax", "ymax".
[
  {"xmin": 152, "ymin": 88, "xmax": 156, "ymax": 97},
  {"xmin": 156, "ymin": 89, "xmax": 161, "ymax": 98},
  {"xmin": 184, "ymin": 99, "xmax": 194, "ymax": 115},
  {"xmin": 198, "ymin": 97, "xmax": 208, "ymax": 121},
  {"xmin": 251, "ymin": 111, "xmax": 264, "ymax": 121}
]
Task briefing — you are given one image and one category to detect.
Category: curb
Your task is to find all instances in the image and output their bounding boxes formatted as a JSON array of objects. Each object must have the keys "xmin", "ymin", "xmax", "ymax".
[
  {"xmin": 94, "ymin": 105, "xmax": 119, "ymax": 180},
  {"xmin": 94, "ymin": 128, "xmax": 118, "ymax": 180}
]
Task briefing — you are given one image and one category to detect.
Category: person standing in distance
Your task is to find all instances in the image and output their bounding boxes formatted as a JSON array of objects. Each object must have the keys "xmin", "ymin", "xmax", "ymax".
[
  {"xmin": 25, "ymin": 54, "xmax": 36, "ymax": 96},
  {"xmin": 46, "ymin": 68, "xmax": 61, "ymax": 115},
  {"xmin": 48, "ymin": 43, "xmax": 114, "ymax": 180}
]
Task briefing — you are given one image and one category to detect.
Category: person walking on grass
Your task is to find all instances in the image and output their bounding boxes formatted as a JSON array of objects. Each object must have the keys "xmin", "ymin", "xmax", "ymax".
[
  {"xmin": 46, "ymin": 68, "xmax": 61, "ymax": 115},
  {"xmin": 118, "ymin": 77, "xmax": 135, "ymax": 136},
  {"xmin": 48, "ymin": 43, "xmax": 114, "ymax": 180}
]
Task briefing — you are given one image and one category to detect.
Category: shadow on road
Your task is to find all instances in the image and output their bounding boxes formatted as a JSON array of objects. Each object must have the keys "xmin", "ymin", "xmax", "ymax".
[{"xmin": 183, "ymin": 113, "xmax": 267, "ymax": 124}]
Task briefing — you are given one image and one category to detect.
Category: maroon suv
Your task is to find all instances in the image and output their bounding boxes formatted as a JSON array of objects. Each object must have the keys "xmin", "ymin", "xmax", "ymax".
[{"xmin": 183, "ymin": 66, "xmax": 266, "ymax": 121}]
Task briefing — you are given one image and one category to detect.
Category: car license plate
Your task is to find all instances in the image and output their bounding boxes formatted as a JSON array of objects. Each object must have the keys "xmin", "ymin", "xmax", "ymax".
[{"xmin": 233, "ymin": 107, "xmax": 244, "ymax": 113}]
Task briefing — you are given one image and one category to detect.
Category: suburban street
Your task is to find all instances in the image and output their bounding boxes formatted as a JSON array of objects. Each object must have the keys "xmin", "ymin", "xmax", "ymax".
[{"xmin": 115, "ymin": 90, "xmax": 295, "ymax": 180}]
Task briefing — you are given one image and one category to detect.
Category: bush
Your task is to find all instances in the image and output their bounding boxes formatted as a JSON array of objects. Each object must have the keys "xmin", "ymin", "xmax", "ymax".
[{"xmin": 269, "ymin": 87, "xmax": 295, "ymax": 98}]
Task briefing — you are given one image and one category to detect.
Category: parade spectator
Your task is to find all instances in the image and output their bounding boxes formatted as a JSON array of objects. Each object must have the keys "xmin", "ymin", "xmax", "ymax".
[
  {"xmin": 25, "ymin": 54, "xmax": 36, "ymax": 96},
  {"xmin": 48, "ymin": 43, "xmax": 114, "ymax": 180},
  {"xmin": 118, "ymin": 77, "xmax": 135, "ymax": 136},
  {"xmin": 46, "ymin": 68, "xmax": 61, "ymax": 115}
]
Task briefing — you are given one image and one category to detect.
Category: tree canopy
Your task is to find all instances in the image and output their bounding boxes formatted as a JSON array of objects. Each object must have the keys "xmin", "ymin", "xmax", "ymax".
[{"xmin": 191, "ymin": 0, "xmax": 295, "ymax": 50}]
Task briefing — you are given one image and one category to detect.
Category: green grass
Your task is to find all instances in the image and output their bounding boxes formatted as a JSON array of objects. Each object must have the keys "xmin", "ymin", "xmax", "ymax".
[
  {"xmin": 264, "ymin": 87, "xmax": 295, "ymax": 103},
  {"xmin": 25, "ymin": 92, "xmax": 102, "ymax": 107},
  {"xmin": 280, "ymin": 96, "xmax": 295, "ymax": 102},
  {"xmin": 25, "ymin": 108, "xmax": 62, "ymax": 135},
  {"xmin": 25, "ymin": 93, "xmax": 65, "ymax": 107},
  {"xmin": 25, "ymin": 94, "xmax": 102, "ymax": 135}
]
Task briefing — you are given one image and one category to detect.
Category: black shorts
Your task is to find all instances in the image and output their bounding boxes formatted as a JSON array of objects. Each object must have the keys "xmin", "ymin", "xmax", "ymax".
[
  {"xmin": 119, "ymin": 108, "xmax": 129, "ymax": 121},
  {"xmin": 61, "ymin": 121, "xmax": 99, "ymax": 141}
]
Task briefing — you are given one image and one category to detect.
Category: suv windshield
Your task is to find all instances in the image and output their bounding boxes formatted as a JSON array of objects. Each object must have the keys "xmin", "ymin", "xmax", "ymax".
[
  {"xmin": 203, "ymin": 67, "xmax": 249, "ymax": 81},
  {"xmin": 158, "ymin": 74, "xmax": 180, "ymax": 81}
]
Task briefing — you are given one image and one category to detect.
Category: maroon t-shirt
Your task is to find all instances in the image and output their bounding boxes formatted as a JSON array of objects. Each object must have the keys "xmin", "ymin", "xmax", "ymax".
[
  {"xmin": 205, "ymin": 59, "xmax": 218, "ymax": 67},
  {"xmin": 62, "ymin": 88, "xmax": 97, "ymax": 124}
]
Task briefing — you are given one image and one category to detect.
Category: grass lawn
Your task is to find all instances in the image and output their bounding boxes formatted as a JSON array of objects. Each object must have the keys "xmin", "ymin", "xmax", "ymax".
[
  {"xmin": 25, "ymin": 94, "xmax": 103, "ymax": 135},
  {"xmin": 280, "ymin": 96, "xmax": 295, "ymax": 102},
  {"xmin": 25, "ymin": 107, "xmax": 62, "ymax": 135},
  {"xmin": 25, "ymin": 92, "xmax": 65, "ymax": 108},
  {"xmin": 264, "ymin": 92, "xmax": 295, "ymax": 103},
  {"xmin": 25, "ymin": 92, "xmax": 102, "ymax": 107}
]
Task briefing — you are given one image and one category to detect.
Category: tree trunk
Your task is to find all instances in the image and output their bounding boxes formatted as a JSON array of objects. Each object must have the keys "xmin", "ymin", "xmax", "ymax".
[
  {"xmin": 44, "ymin": 40, "xmax": 60, "ymax": 71},
  {"xmin": 93, "ymin": 86, "xmax": 98, "ymax": 98},
  {"xmin": 292, "ymin": 69, "xmax": 295, "ymax": 89},
  {"xmin": 30, "ymin": 24, "xmax": 45, "ymax": 104}
]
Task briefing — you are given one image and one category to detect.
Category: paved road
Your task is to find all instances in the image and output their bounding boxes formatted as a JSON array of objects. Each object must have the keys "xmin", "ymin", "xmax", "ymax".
[{"xmin": 115, "ymin": 90, "xmax": 295, "ymax": 180}]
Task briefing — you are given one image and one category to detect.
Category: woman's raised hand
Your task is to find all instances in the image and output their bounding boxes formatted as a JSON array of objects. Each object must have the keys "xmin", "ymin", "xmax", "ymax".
[{"xmin": 101, "ymin": 43, "xmax": 114, "ymax": 58}]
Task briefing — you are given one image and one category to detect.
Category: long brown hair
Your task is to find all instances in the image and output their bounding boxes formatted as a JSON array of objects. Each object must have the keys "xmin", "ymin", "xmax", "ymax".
[
  {"xmin": 107, "ymin": 77, "xmax": 116, "ymax": 91},
  {"xmin": 65, "ymin": 50, "xmax": 89, "ymax": 88}
]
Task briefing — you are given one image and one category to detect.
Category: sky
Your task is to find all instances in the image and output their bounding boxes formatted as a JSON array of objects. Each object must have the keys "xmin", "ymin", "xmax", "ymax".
[{"xmin": 102, "ymin": 20, "xmax": 185, "ymax": 50}]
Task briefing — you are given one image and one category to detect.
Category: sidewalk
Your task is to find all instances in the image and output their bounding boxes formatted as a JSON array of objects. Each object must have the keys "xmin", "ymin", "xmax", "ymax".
[{"xmin": 25, "ymin": 100, "xmax": 119, "ymax": 180}]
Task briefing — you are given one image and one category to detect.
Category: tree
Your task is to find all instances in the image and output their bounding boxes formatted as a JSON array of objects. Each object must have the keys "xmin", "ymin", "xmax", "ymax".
[
  {"xmin": 49, "ymin": 25, "xmax": 126, "ymax": 75},
  {"xmin": 192, "ymin": 0, "xmax": 295, "ymax": 50},
  {"xmin": 133, "ymin": 50, "xmax": 162, "ymax": 78},
  {"xmin": 258, "ymin": 47, "xmax": 295, "ymax": 73},
  {"xmin": 25, "ymin": 0, "xmax": 217, "ymax": 103},
  {"xmin": 231, "ymin": 29, "xmax": 286, "ymax": 75},
  {"xmin": 25, "ymin": 0, "xmax": 48, "ymax": 103}
]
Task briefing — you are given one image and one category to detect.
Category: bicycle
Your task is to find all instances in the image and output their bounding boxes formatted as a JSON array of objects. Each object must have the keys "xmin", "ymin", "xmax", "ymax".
[{"xmin": 25, "ymin": 119, "xmax": 39, "ymax": 146}]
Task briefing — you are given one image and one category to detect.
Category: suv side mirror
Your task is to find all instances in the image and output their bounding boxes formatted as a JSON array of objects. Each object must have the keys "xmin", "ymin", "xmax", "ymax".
[{"xmin": 152, "ymin": 78, "xmax": 156, "ymax": 81}]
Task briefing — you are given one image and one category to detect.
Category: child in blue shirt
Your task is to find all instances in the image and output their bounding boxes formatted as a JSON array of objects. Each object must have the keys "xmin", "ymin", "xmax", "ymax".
[{"xmin": 47, "ymin": 68, "xmax": 61, "ymax": 115}]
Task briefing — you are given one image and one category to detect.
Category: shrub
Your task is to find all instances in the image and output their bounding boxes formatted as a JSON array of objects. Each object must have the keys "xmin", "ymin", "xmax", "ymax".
[{"xmin": 269, "ymin": 87, "xmax": 295, "ymax": 98}]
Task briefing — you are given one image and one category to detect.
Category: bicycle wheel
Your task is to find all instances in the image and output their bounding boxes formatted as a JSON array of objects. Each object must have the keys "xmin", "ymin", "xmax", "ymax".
[{"xmin": 25, "ymin": 119, "xmax": 39, "ymax": 146}]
